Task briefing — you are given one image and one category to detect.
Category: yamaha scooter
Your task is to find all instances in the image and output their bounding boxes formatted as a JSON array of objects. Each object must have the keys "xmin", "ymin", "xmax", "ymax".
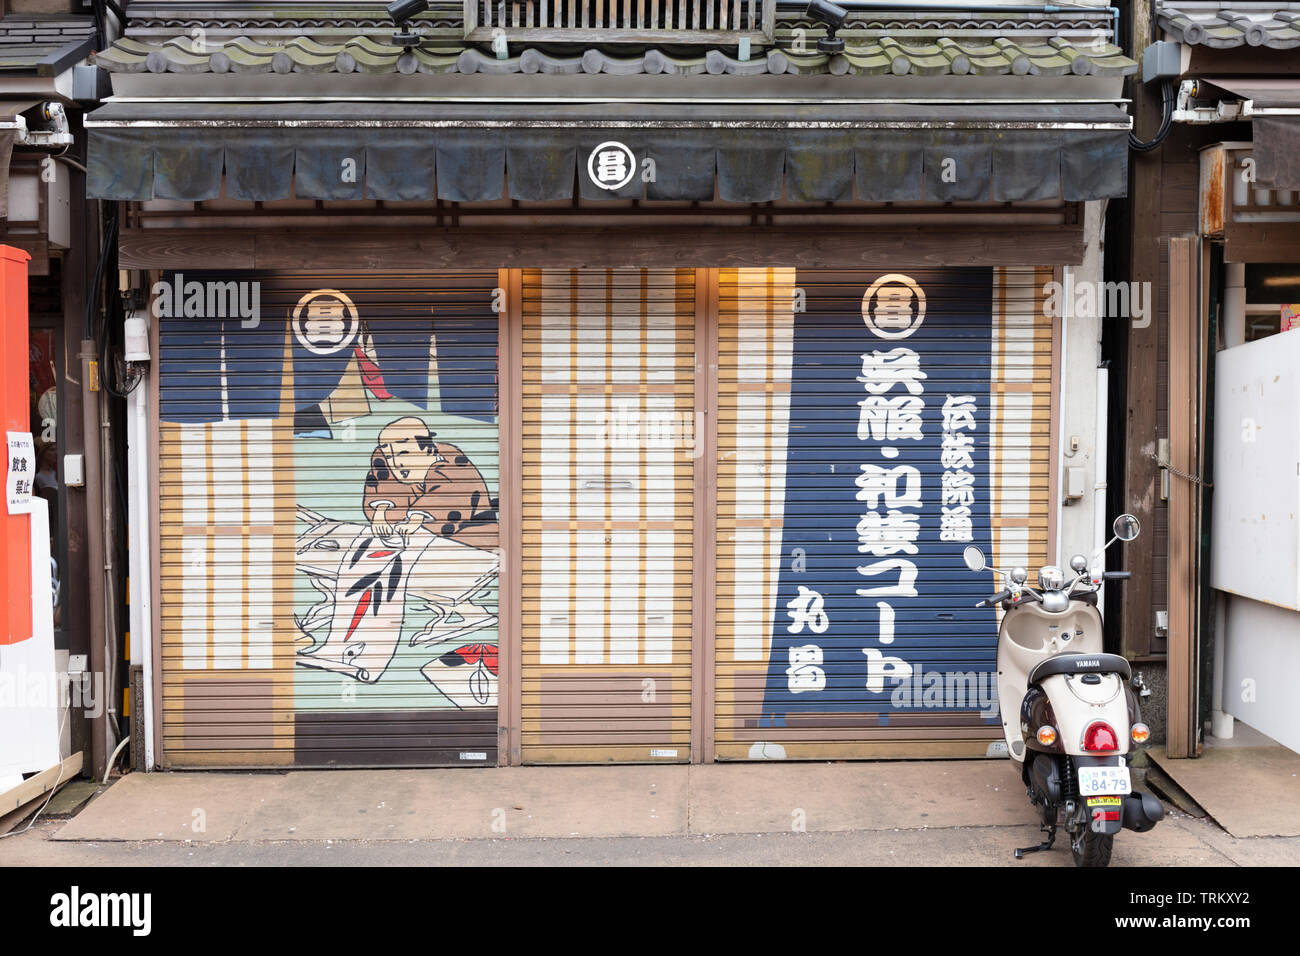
[{"xmin": 961, "ymin": 513, "xmax": 1164, "ymax": 867}]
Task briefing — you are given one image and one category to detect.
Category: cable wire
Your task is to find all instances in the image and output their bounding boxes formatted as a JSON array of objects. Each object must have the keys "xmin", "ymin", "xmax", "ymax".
[{"xmin": 1129, "ymin": 80, "xmax": 1175, "ymax": 153}]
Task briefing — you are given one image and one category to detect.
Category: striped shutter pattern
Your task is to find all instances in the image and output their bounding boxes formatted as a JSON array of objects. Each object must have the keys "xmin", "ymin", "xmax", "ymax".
[
  {"xmin": 161, "ymin": 416, "xmax": 297, "ymax": 764},
  {"xmin": 520, "ymin": 268, "xmax": 696, "ymax": 763},
  {"xmin": 713, "ymin": 267, "xmax": 1056, "ymax": 760},
  {"xmin": 714, "ymin": 268, "xmax": 798, "ymax": 759},
  {"xmin": 987, "ymin": 266, "xmax": 1055, "ymax": 582}
]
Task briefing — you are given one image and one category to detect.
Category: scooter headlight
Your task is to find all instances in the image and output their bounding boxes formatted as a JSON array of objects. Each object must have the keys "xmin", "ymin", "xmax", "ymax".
[{"xmin": 1038, "ymin": 566, "xmax": 1065, "ymax": 591}]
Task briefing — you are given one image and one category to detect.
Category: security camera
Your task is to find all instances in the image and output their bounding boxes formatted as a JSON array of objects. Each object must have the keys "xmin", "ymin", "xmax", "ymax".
[
  {"xmin": 805, "ymin": 0, "xmax": 848, "ymax": 54},
  {"xmin": 387, "ymin": 0, "xmax": 431, "ymax": 46}
]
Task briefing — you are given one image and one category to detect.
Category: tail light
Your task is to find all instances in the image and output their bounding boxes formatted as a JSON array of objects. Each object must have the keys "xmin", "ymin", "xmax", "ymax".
[
  {"xmin": 1131, "ymin": 723, "xmax": 1150, "ymax": 744},
  {"xmin": 1082, "ymin": 720, "xmax": 1120, "ymax": 753},
  {"xmin": 1036, "ymin": 726, "xmax": 1057, "ymax": 746}
]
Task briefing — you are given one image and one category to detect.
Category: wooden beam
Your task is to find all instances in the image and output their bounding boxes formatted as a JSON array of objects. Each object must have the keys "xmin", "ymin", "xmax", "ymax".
[
  {"xmin": 118, "ymin": 225, "xmax": 1086, "ymax": 272},
  {"xmin": 1166, "ymin": 237, "xmax": 1198, "ymax": 758},
  {"xmin": 1120, "ymin": 0, "xmax": 1162, "ymax": 659},
  {"xmin": 0, "ymin": 751, "xmax": 84, "ymax": 819},
  {"xmin": 0, "ymin": 236, "xmax": 49, "ymax": 275},
  {"xmin": 1224, "ymin": 227, "xmax": 1300, "ymax": 263}
]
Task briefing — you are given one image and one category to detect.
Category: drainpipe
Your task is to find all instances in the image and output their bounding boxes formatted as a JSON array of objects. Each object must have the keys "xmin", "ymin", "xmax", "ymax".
[
  {"xmin": 1211, "ymin": 593, "xmax": 1232, "ymax": 738},
  {"xmin": 1056, "ymin": 267, "xmax": 1070, "ymax": 568},
  {"xmin": 1093, "ymin": 365, "xmax": 1108, "ymax": 617},
  {"xmin": 1223, "ymin": 262, "xmax": 1245, "ymax": 348},
  {"xmin": 1209, "ymin": 262, "xmax": 1242, "ymax": 739},
  {"xmin": 79, "ymin": 341, "xmax": 106, "ymax": 780},
  {"xmin": 125, "ymin": 316, "xmax": 155, "ymax": 770}
]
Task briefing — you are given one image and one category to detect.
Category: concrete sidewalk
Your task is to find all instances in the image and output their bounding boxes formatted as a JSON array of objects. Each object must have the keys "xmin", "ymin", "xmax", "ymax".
[
  {"xmin": 50, "ymin": 761, "xmax": 1031, "ymax": 842},
  {"xmin": 0, "ymin": 760, "xmax": 1295, "ymax": 866}
]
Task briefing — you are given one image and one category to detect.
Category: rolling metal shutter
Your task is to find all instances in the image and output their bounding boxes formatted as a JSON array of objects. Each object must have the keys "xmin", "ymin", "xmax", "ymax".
[
  {"xmin": 714, "ymin": 267, "xmax": 1055, "ymax": 759},
  {"xmin": 520, "ymin": 268, "xmax": 696, "ymax": 763},
  {"xmin": 157, "ymin": 271, "xmax": 501, "ymax": 768}
]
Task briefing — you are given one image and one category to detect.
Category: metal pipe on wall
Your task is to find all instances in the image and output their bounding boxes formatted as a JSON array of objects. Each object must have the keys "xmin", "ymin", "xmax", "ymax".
[
  {"xmin": 130, "ymin": 347, "xmax": 155, "ymax": 769},
  {"xmin": 1211, "ymin": 592, "xmax": 1233, "ymax": 738},
  {"xmin": 1093, "ymin": 365, "xmax": 1108, "ymax": 617},
  {"xmin": 1055, "ymin": 267, "xmax": 1070, "ymax": 568},
  {"xmin": 1223, "ymin": 262, "xmax": 1245, "ymax": 349},
  {"xmin": 78, "ymin": 341, "xmax": 106, "ymax": 780}
]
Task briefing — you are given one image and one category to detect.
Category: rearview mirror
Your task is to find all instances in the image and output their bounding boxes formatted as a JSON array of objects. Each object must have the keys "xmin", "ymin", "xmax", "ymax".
[
  {"xmin": 1113, "ymin": 513, "xmax": 1141, "ymax": 542},
  {"xmin": 962, "ymin": 545, "xmax": 986, "ymax": 572}
]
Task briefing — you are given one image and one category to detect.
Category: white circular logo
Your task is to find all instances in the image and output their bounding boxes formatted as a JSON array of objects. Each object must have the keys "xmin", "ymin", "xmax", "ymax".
[
  {"xmin": 293, "ymin": 289, "xmax": 359, "ymax": 356},
  {"xmin": 861, "ymin": 274, "xmax": 926, "ymax": 340},
  {"xmin": 587, "ymin": 141, "xmax": 637, "ymax": 191}
]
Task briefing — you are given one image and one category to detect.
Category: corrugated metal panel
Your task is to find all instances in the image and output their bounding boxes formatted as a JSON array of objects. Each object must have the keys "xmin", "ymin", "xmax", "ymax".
[
  {"xmin": 157, "ymin": 271, "xmax": 501, "ymax": 768},
  {"xmin": 520, "ymin": 268, "xmax": 695, "ymax": 763},
  {"xmin": 714, "ymin": 266, "xmax": 1054, "ymax": 760}
]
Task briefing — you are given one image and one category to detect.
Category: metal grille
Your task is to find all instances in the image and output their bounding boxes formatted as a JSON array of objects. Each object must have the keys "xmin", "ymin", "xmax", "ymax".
[{"xmin": 466, "ymin": 0, "xmax": 774, "ymax": 40}]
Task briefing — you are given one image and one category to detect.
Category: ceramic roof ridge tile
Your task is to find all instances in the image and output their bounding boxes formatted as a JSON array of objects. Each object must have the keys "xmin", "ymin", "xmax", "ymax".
[
  {"xmin": 456, "ymin": 48, "xmax": 521, "ymax": 74},
  {"xmin": 774, "ymin": 50, "xmax": 831, "ymax": 75},
  {"xmin": 145, "ymin": 41, "xmax": 210, "ymax": 74},
  {"xmin": 1158, "ymin": 4, "xmax": 1300, "ymax": 48},
  {"xmin": 934, "ymin": 38, "xmax": 972, "ymax": 76},
  {"xmin": 284, "ymin": 36, "xmax": 346, "ymax": 56},
  {"xmin": 643, "ymin": 50, "xmax": 710, "ymax": 75},
  {"xmin": 585, "ymin": 50, "xmax": 650, "ymax": 75},
  {"xmin": 831, "ymin": 48, "xmax": 894, "ymax": 76},
  {"xmin": 705, "ymin": 49, "xmax": 770, "ymax": 75},
  {"xmin": 93, "ymin": 32, "xmax": 1137, "ymax": 76},
  {"xmin": 519, "ymin": 49, "xmax": 586, "ymax": 74}
]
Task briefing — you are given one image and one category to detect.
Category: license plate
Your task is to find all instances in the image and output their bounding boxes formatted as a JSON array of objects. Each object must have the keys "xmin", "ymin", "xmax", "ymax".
[{"xmin": 1078, "ymin": 765, "xmax": 1131, "ymax": 796}]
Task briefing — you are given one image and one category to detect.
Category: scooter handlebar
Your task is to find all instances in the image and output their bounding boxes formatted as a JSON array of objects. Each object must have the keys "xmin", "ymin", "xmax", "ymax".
[
  {"xmin": 976, "ymin": 589, "xmax": 1012, "ymax": 608},
  {"xmin": 1103, "ymin": 571, "xmax": 1131, "ymax": 580}
]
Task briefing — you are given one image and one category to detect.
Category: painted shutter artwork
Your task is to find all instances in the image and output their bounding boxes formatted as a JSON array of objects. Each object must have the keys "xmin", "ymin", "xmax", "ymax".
[
  {"xmin": 158, "ymin": 272, "xmax": 501, "ymax": 768},
  {"xmin": 714, "ymin": 267, "xmax": 1055, "ymax": 759},
  {"xmin": 520, "ymin": 268, "xmax": 696, "ymax": 763}
]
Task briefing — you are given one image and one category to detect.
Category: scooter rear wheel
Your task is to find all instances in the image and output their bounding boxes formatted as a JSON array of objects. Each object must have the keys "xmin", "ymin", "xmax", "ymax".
[{"xmin": 1071, "ymin": 829, "xmax": 1114, "ymax": 867}]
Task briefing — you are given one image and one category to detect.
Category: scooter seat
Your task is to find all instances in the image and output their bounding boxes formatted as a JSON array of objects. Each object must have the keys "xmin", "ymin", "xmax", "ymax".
[{"xmin": 1028, "ymin": 652, "xmax": 1131, "ymax": 685}]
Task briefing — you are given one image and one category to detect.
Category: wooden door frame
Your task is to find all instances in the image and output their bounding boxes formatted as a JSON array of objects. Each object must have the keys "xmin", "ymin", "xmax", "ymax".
[
  {"xmin": 691, "ymin": 269, "xmax": 719, "ymax": 764},
  {"xmin": 499, "ymin": 269, "xmax": 524, "ymax": 765},
  {"xmin": 1166, "ymin": 236, "xmax": 1201, "ymax": 758}
]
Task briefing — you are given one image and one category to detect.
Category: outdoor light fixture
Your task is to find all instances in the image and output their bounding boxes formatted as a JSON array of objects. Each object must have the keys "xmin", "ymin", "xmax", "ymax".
[
  {"xmin": 804, "ymin": 0, "xmax": 848, "ymax": 54},
  {"xmin": 386, "ymin": 0, "xmax": 431, "ymax": 46}
]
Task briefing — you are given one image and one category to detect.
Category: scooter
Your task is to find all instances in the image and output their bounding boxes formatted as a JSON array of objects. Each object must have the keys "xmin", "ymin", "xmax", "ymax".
[{"xmin": 961, "ymin": 513, "xmax": 1164, "ymax": 867}]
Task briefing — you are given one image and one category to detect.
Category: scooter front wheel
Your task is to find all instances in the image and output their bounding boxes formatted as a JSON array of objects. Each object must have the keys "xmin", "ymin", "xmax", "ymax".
[{"xmin": 1071, "ymin": 829, "xmax": 1114, "ymax": 867}]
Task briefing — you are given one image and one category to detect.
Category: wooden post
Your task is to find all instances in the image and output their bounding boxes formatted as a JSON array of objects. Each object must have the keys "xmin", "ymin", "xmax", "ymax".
[
  {"xmin": 1121, "ymin": 0, "xmax": 1162, "ymax": 660},
  {"xmin": 499, "ymin": 268, "xmax": 524, "ymax": 766},
  {"xmin": 1166, "ymin": 237, "xmax": 1199, "ymax": 758},
  {"xmin": 1, "ymin": 244, "xmax": 32, "ymax": 647}
]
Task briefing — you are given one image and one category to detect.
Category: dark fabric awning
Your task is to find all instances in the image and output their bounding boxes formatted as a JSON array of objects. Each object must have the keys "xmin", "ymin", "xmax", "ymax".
[
  {"xmin": 1205, "ymin": 79, "xmax": 1300, "ymax": 192},
  {"xmin": 86, "ymin": 99, "xmax": 1131, "ymax": 204}
]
